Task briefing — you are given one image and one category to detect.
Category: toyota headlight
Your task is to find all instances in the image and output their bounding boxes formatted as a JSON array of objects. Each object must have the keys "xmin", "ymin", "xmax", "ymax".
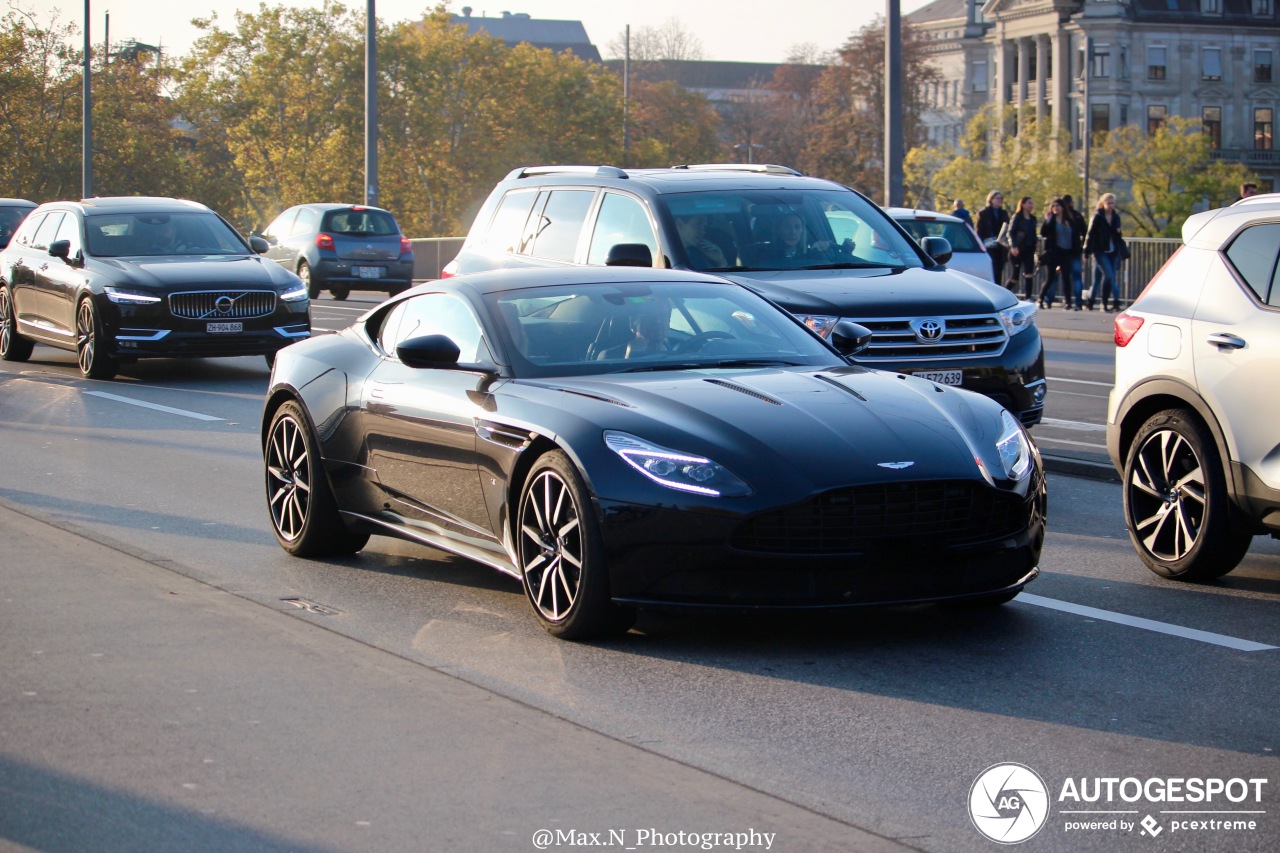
[
  {"xmin": 995, "ymin": 409, "xmax": 1033, "ymax": 481},
  {"xmin": 999, "ymin": 300, "xmax": 1037, "ymax": 336},
  {"xmin": 796, "ymin": 314, "xmax": 840, "ymax": 339},
  {"xmin": 605, "ymin": 431, "xmax": 751, "ymax": 497}
]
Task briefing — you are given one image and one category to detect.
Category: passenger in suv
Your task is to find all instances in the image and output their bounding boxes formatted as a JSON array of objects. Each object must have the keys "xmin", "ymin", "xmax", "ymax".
[
  {"xmin": 1108, "ymin": 193, "xmax": 1280, "ymax": 581},
  {"xmin": 445, "ymin": 164, "xmax": 1045, "ymax": 425},
  {"xmin": 257, "ymin": 203, "xmax": 415, "ymax": 300}
]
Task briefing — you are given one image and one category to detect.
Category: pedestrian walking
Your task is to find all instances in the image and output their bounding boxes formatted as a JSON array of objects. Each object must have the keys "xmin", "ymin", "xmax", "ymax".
[
  {"xmin": 1038, "ymin": 198, "xmax": 1084, "ymax": 309},
  {"xmin": 976, "ymin": 190, "xmax": 1010, "ymax": 285},
  {"xmin": 1060, "ymin": 194, "xmax": 1087, "ymax": 307},
  {"xmin": 1007, "ymin": 196, "xmax": 1039, "ymax": 299},
  {"xmin": 1084, "ymin": 192, "xmax": 1125, "ymax": 312},
  {"xmin": 951, "ymin": 199, "xmax": 974, "ymax": 228}
]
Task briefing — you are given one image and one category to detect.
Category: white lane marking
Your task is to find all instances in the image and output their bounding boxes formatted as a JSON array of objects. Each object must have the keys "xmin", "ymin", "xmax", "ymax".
[
  {"xmin": 84, "ymin": 390, "xmax": 223, "ymax": 421},
  {"xmin": 1047, "ymin": 390, "xmax": 1108, "ymax": 399},
  {"xmin": 1040, "ymin": 417, "xmax": 1106, "ymax": 432},
  {"xmin": 1047, "ymin": 376, "xmax": 1113, "ymax": 387},
  {"xmin": 1018, "ymin": 593, "xmax": 1277, "ymax": 652},
  {"xmin": 1033, "ymin": 437, "xmax": 1108, "ymax": 450}
]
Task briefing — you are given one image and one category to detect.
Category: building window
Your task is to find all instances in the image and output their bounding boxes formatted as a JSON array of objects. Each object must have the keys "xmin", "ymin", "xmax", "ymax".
[
  {"xmin": 1091, "ymin": 104, "xmax": 1110, "ymax": 139},
  {"xmin": 1148, "ymin": 46, "xmax": 1167, "ymax": 80},
  {"xmin": 1202, "ymin": 47, "xmax": 1223, "ymax": 81},
  {"xmin": 1201, "ymin": 0, "xmax": 1222, "ymax": 13},
  {"xmin": 972, "ymin": 61, "xmax": 988, "ymax": 93},
  {"xmin": 1256, "ymin": 50, "xmax": 1274, "ymax": 83},
  {"xmin": 1254, "ymin": 0, "xmax": 1273, "ymax": 16},
  {"xmin": 1092, "ymin": 46, "xmax": 1111, "ymax": 78},
  {"xmin": 1148, "ymin": 105, "xmax": 1168, "ymax": 135},
  {"xmin": 1203, "ymin": 107, "xmax": 1222, "ymax": 149},
  {"xmin": 1120, "ymin": 104, "xmax": 1129, "ymax": 126},
  {"xmin": 1257, "ymin": 108, "xmax": 1274, "ymax": 150}
]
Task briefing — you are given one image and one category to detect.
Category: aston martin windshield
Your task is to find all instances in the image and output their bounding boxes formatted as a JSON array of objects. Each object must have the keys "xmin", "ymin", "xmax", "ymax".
[
  {"xmin": 485, "ymin": 280, "xmax": 843, "ymax": 379},
  {"xmin": 657, "ymin": 189, "xmax": 925, "ymax": 273}
]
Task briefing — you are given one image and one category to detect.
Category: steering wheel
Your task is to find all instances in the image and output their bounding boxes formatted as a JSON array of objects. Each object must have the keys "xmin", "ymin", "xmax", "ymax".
[{"xmin": 673, "ymin": 331, "xmax": 733, "ymax": 353}]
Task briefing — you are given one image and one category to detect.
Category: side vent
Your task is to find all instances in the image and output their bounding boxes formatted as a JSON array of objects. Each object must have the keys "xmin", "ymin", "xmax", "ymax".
[{"xmin": 704, "ymin": 378, "xmax": 782, "ymax": 405}]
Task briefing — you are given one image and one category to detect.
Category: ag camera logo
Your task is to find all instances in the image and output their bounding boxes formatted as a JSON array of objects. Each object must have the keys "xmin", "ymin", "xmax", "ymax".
[{"xmin": 969, "ymin": 763, "xmax": 1050, "ymax": 844}]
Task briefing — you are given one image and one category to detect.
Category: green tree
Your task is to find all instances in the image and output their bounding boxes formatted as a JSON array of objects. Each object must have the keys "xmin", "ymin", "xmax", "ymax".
[
  {"xmin": 627, "ymin": 80, "xmax": 720, "ymax": 168},
  {"xmin": 91, "ymin": 49, "xmax": 187, "ymax": 198},
  {"xmin": 1091, "ymin": 115, "xmax": 1254, "ymax": 236}
]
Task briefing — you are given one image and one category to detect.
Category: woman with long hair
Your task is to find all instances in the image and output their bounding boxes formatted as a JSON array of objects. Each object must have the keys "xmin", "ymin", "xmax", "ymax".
[
  {"xmin": 1007, "ymin": 196, "xmax": 1038, "ymax": 299},
  {"xmin": 1084, "ymin": 192, "xmax": 1125, "ymax": 311},
  {"xmin": 975, "ymin": 190, "xmax": 1010, "ymax": 285},
  {"xmin": 1038, "ymin": 198, "xmax": 1084, "ymax": 309}
]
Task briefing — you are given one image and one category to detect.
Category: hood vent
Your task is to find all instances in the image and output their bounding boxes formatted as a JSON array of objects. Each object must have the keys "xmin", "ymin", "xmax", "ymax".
[
  {"xmin": 703, "ymin": 378, "xmax": 782, "ymax": 405},
  {"xmin": 557, "ymin": 388, "xmax": 632, "ymax": 407}
]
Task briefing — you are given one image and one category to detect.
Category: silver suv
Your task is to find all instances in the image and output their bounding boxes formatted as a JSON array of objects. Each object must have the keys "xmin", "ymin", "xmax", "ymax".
[{"xmin": 1107, "ymin": 193, "xmax": 1280, "ymax": 580}]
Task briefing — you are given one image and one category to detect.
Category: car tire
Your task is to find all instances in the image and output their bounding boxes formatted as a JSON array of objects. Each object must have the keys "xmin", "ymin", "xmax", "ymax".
[
  {"xmin": 76, "ymin": 297, "xmax": 119, "ymax": 380},
  {"xmin": 330, "ymin": 287, "xmax": 350, "ymax": 301},
  {"xmin": 517, "ymin": 451, "xmax": 635, "ymax": 640},
  {"xmin": 265, "ymin": 400, "xmax": 370, "ymax": 557},
  {"xmin": 264, "ymin": 351, "xmax": 276, "ymax": 369},
  {"xmin": 298, "ymin": 261, "xmax": 319, "ymax": 300},
  {"xmin": 0, "ymin": 285, "xmax": 34, "ymax": 362},
  {"xmin": 1122, "ymin": 408, "xmax": 1252, "ymax": 580}
]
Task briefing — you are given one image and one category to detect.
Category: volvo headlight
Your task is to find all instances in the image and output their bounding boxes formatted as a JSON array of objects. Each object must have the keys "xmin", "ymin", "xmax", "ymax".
[
  {"xmin": 999, "ymin": 300, "xmax": 1037, "ymax": 336},
  {"xmin": 995, "ymin": 409, "xmax": 1033, "ymax": 481},
  {"xmin": 281, "ymin": 283, "xmax": 309, "ymax": 303},
  {"xmin": 604, "ymin": 431, "xmax": 751, "ymax": 497},
  {"xmin": 796, "ymin": 314, "xmax": 840, "ymax": 339},
  {"xmin": 104, "ymin": 287, "xmax": 162, "ymax": 305}
]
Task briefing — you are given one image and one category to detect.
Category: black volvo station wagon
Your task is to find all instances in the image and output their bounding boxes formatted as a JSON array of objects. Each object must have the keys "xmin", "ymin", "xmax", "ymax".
[{"xmin": 0, "ymin": 196, "xmax": 310, "ymax": 379}]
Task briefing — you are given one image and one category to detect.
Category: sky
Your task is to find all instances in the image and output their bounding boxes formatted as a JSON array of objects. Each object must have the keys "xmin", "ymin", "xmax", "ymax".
[{"xmin": 23, "ymin": 0, "xmax": 937, "ymax": 65}]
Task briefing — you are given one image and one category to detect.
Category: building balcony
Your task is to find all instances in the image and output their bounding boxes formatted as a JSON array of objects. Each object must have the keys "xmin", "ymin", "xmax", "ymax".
[{"xmin": 1209, "ymin": 149, "xmax": 1280, "ymax": 166}]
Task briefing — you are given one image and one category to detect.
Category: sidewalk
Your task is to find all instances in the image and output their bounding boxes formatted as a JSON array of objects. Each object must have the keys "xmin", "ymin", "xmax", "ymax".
[
  {"xmin": 1031, "ymin": 300, "xmax": 1117, "ymax": 344},
  {"xmin": 0, "ymin": 500, "xmax": 903, "ymax": 853}
]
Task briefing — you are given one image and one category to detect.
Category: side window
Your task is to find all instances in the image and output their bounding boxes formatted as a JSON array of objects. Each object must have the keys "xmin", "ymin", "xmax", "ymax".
[
  {"xmin": 586, "ymin": 193, "xmax": 658, "ymax": 265},
  {"xmin": 292, "ymin": 207, "xmax": 319, "ymax": 237},
  {"xmin": 32, "ymin": 213, "xmax": 65, "ymax": 251},
  {"xmin": 264, "ymin": 209, "xmax": 296, "ymax": 240},
  {"xmin": 1224, "ymin": 223, "xmax": 1280, "ymax": 304},
  {"xmin": 13, "ymin": 212, "xmax": 47, "ymax": 248},
  {"xmin": 484, "ymin": 190, "xmax": 539, "ymax": 254},
  {"xmin": 379, "ymin": 292, "xmax": 489, "ymax": 365},
  {"xmin": 528, "ymin": 189, "xmax": 594, "ymax": 262},
  {"xmin": 53, "ymin": 213, "xmax": 82, "ymax": 257}
]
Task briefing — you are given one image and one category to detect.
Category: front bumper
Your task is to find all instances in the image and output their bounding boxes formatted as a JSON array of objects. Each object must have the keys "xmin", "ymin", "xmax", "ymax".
[{"xmin": 106, "ymin": 298, "xmax": 310, "ymax": 358}]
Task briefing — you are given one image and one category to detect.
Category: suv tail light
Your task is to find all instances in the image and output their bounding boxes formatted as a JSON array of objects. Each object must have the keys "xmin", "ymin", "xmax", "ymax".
[
  {"xmin": 400, "ymin": 236, "xmax": 412, "ymax": 255},
  {"xmin": 315, "ymin": 233, "xmax": 335, "ymax": 251},
  {"xmin": 1114, "ymin": 313, "xmax": 1144, "ymax": 347}
]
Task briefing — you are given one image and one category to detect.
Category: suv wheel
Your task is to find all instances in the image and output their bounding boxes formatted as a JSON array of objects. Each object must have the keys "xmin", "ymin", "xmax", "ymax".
[{"xmin": 1122, "ymin": 408, "xmax": 1252, "ymax": 580}]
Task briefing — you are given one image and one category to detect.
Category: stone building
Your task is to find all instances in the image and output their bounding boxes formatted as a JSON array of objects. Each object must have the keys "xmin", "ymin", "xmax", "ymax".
[{"xmin": 908, "ymin": 0, "xmax": 1279, "ymax": 190}]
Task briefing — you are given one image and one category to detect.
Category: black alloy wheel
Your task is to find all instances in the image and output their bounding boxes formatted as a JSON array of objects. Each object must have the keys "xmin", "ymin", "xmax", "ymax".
[
  {"xmin": 265, "ymin": 400, "xmax": 369, "ymax": 557},
  {"xmin": 517, "ymin": 451, "xmax": 634, "ymax": 639},
  {"xmin": 1123, "ymin": 409, "xmax": 1252, "ymax": 580},
  {"xmin": 298, "ymin": 261, "xmax": 319, "ymax": 300},
  {"xmin": 0, "ymin": 285, "xmax": 34, "ymax": 361},
  {"xmin": 76, "ymin": 298, "xmax": 119, "ymax": 380}
]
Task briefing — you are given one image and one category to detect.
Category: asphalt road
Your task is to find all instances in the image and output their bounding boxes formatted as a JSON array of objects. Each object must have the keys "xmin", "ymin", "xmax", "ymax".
[{"xmin": 1, "ymin": 299, "xmax": 1276, "ymax": 852}]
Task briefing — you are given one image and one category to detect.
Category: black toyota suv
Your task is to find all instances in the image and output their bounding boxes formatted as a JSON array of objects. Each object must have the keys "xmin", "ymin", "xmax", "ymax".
[{"xmin": 444, "ymin": 165, "xmax": 1045, "ymax": 425}]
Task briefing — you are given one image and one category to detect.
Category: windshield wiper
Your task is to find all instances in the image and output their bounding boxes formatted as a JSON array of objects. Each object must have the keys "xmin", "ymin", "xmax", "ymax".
[
  {"xmin": 617, "ymin": 358, "xmax": 804, "ymax": 373},
  {"xmin": 797, "ymin": 261, "xmax": 888, "ymax": 270},
  {"xmin": 616, "ymin": 362, "xmax": 708, "ymax": 373},
  {"xmin": 712, "ymin": 358, "xmax": 805, "ymax": 368}
]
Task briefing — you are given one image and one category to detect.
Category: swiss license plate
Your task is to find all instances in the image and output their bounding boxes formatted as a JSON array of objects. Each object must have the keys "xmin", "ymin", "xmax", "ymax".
[
  {"xmin": 206, "ymin": 322, "xmax": 243, "ymax": 334},
  {"xmin": 915, "ymin": 370, "xmax": 962, "ymax": 386},
  {"xmin": 356, "ymin": 266, "xmax": 384, "ymax": 279}
]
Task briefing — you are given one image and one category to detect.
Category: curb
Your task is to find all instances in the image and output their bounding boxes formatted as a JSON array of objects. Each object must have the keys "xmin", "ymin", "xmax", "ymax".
[
  {"xmin": 1041, "ymin": 453, "xmax": 1119, "ymax": 483},
  {"xmin": 1037, "ymin": 327, "xmax": 1114, "ymax": 343}
]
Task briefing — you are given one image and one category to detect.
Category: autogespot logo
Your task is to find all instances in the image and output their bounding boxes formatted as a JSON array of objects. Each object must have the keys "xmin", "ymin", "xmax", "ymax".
[{"xmin": 969, "ymin": 763, "xmax": 1050, "ymax": 844}]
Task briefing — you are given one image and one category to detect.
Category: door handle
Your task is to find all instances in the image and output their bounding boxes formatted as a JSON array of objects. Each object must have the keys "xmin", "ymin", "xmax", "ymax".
[{"xmin": 1207, "ymin": 332, "xmax": 1246, "ymax": 350}]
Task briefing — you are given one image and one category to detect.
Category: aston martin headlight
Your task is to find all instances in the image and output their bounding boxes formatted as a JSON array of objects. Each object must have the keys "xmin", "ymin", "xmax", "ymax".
[
  {"xmin": 995, "ymin": 409, "xmax": 1032, "ymax": 481},
  {"xmin": 604, "ymin": 431, "xmax": 751, "ymax": 497},
  {"xmin": 999, "ymin": 300, "xmax": 1037, "ymax": 336},
  {"xmin": 281, "ymin": 283, "xmax": 309, "ymax": 303},
  {"xmin": 796, "ymin": 314, "xmax": 840, "ymax": 339},
  {"xmin": 104, "ymin": 287, "xmax": 162, "ymax": 305}
]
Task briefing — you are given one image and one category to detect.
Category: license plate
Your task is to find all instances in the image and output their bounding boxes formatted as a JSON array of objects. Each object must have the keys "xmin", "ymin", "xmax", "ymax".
[
  {"xmin": 206, "ymin": 322, "xmax": 243, "ymax": 334},
  {"xmin": 915, "ymin": 370, "xmax": 962, "ymax": 386},
  {"xmin": 356, "ymin": 266, "xmax": 384, "ymax": 279}
]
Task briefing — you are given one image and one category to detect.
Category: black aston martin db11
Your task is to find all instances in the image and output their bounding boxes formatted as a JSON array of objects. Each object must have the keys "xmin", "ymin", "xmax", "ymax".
[{"xmin": 262, "ymin": 266, "xmax": 1045, "ymax": 639}]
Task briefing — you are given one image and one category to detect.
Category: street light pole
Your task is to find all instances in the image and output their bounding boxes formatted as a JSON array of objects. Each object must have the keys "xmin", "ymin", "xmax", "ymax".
[
  {"xmin": 83, "ymin": 0, "xmax": 92, "ymax": 198},
  {"xmin": 884, "ymin": 0, "xmax": 904, "ymax": 206},
  {"xmin": 365, "ymin": 0, "xmax": 378, "ymax": 207}
]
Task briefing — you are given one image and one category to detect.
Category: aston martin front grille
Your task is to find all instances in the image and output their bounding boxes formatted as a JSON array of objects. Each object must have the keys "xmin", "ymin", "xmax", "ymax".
[
  {"xmin": 856, "ymin": 314, "xmax": 1007, "ymax": 361},
  {"xmin": 169, "ymin": 290, "xmax": 277, "ymax": 320},
  {"xmin": 731, "ymin": 480, "xmax": 1028, "ymax": 554}
]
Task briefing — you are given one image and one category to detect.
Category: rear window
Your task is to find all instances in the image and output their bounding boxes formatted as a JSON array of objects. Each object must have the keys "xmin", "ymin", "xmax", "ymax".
[
  {"xmin": 895, "ymin": 217, "xmax": 982, "ymax": 252},
  {"xmin": 322, "ymin": 208, "xmax": 400, "ymax": 236}
]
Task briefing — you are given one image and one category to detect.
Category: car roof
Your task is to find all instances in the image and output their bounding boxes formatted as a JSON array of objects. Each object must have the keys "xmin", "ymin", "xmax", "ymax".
[
  {"xmin": 884, "ymin": 207, "xmax": 964, "ymax": 224},
  {"xmin": 36, "ymin": 197, "xmax": 214, "ymax": 216},
  {"xmin": 432, "ymin": 265, "xmax": 735, "ymax": 297},
  {"xmin": 498, "ymin": 164, "xmax": 849, "ymax": 194},
  {"xmin": 0, "ymin": 198, "xmax": 37, "ymax": 208},
  {"xmin": 293, "ymin": 202, "xmax": 395, "ymax": 214},
  {"xmin": 1182, "ymin": 193, "xmax": 1280, "ymax": 249}
]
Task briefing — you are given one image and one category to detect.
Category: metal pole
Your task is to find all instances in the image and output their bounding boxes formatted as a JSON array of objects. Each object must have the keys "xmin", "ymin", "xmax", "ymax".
[
  {"xmin": 884, "ymin": 0, "xmax": 904, "ymax": 206},
  {"xmin": 82, "ymin": 0, "xmax": 92, "ymax": 198},
  {"xmin": 623, "ymin": 25, "xmax": 630, "ymax": 168},
  {"xmin": 1081, "ymin": 35, "xmax": 1091, "ymax": 211},
  {"xmin": 365, "ymin": 0, "xmax": 378, "ymax": 207}
]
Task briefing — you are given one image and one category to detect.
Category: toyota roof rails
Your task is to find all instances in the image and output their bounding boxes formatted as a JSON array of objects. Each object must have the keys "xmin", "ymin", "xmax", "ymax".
[
  {"xmin": 668, "ymin": 163, "xmax": 804, "ymax": 176},
  {"xmin": 503, "ymin": 165, "xmax": 629, "ymax": 180}
]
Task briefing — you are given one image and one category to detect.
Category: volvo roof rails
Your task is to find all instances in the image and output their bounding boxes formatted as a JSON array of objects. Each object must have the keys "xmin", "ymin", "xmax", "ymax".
[{"xmin": 668, "ymin": 163, "xmax": 803, "ymax": 176}]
